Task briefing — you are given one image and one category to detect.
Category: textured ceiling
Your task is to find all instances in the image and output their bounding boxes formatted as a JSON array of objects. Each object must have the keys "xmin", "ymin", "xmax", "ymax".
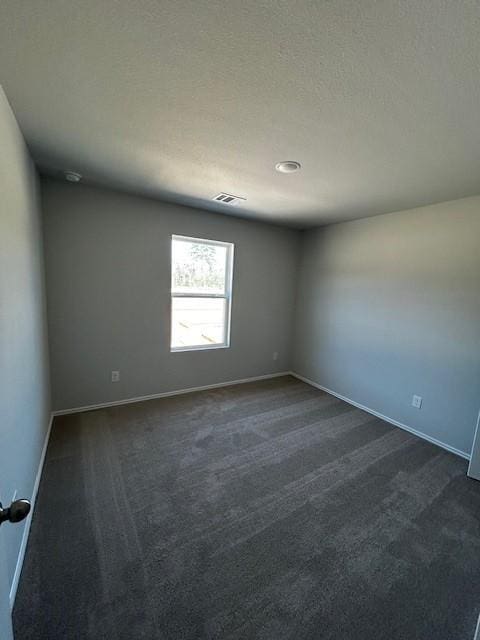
[{"xmin": 1, "ymin": 1, "xmax": 480, "ymax": 228}]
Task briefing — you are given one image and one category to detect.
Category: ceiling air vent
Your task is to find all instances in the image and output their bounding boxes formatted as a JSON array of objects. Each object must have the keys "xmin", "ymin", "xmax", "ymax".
[{"xmin": 212, "ymin": 193, "xmax": 246, "ymax": 206}]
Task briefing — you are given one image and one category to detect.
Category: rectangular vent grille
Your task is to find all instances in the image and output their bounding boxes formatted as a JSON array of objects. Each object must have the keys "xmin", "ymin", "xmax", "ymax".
[{"xmin": 213, "ymin": 193, "xmax": 246, "ymax": 206}]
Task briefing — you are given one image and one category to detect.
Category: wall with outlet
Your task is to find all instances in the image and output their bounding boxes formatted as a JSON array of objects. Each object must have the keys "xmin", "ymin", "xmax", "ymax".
[
  {"xmin": 293, "ymin": 195, "xmax": 480, "ymax": 456},
  {"xmin": 42, "ymin": 179, "xmax": 301, "ymax": 411},
  {"xmin": 0, "ymin": 87, "xmax": 51, "ymax": 593}
]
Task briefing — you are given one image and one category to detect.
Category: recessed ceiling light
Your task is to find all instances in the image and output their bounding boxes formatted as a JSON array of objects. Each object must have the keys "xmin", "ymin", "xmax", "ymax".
[
  {"xmin": 275, "ymin": 161, "xmax": 301, "ymax": 174},
  {"xmin": 64, "ymin": 171, "xmax": 82, "ymax": 183}
]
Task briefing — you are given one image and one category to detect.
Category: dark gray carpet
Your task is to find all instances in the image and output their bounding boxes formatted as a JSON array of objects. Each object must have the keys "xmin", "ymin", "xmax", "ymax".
[{"xmin": 13, "ymin": 376, "xmax": 480, "ymax": 639}]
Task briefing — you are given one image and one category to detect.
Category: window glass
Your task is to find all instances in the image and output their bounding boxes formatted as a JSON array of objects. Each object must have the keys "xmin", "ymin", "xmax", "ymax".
[{"xmin": 171, "ymin": 236, "xmax": 233, "ymax": 351}]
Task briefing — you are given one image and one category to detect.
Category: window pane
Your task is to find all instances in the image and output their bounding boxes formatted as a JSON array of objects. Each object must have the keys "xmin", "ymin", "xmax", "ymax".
[
  {"xmin": 172, "ymin": 238, "xmax": 227, "ymax": 295},
  {"xmin": 171, "ymin": 297, "xmax": 226, "ymax": 348}
]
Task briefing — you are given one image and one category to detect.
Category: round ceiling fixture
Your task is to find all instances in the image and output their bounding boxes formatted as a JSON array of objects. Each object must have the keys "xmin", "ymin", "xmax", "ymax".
[
  {"xmin": 275, "ymin": 161, "xmax": 301, "ymax": 174},
  {"xmin": 64, "ymin": 171, "xmax": 82, "ymax": 183}
]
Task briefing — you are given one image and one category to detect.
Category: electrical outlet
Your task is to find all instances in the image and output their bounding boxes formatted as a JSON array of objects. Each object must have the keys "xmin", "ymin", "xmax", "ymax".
[
  {"xmin": 111, "ymin": 370, "xmax": 120, "ymax": 383},
  {"xmin": 412, "ymin": 395, "xmax": 422, "ymax": 409},
  {"xmin": 273, "ymin": 351, "xmax": 279, "ymax": 361}
]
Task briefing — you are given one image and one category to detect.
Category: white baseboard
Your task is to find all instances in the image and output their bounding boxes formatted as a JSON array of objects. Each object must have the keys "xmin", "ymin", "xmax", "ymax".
[
  {"xmin": 9, "ymin": 411, "xmax": 54, "ymax": 609},
  {"xmin": 53, "ymin": 371, "xmax": 291, "ymax": 417},
  {"xmin": 289, "ymin": 371, "xmax": 470, "ymax": 461},
  {"xmin": 474, "ymin": 612, "xmax": 480, "ymax": 640},
  {"xmin": 467, "ymin": 410, "xmax": 480, "ymax": 480}
]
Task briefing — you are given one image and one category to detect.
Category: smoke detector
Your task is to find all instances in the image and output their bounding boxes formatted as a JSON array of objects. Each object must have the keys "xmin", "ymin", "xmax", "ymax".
[
  {"xmin": 64, "ymin": 171, "xmax": 82, "ymax": 183},
  {"xmin": 212, "ymin": 193, "xmax": 246, "ymax": 206},
  {"xmin": 275, "ymin": 161, "xmax": 301, "ymax": 174}
]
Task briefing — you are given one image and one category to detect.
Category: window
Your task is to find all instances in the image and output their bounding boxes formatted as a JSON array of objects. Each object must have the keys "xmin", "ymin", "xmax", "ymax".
[{"xmin": 171, "ymin": 235, "xmax": 234, "ymax": 351}]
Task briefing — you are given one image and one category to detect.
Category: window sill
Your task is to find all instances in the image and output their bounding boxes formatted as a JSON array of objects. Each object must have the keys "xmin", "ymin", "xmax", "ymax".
[{"xmin": 170, "ymin": 343, "xmax": 230, "ymax": 353}]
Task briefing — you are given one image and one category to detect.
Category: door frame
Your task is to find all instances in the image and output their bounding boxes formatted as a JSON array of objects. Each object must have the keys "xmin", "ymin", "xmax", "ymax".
[{"xmin": 0, "ymin": 530, "xmax": 14, "ymax": 640}]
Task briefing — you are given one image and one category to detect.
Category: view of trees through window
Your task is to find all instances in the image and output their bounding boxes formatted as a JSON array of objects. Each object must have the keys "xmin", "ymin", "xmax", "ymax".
[
  {"xmin": 172, "ymin": 240, "xmax": 226, "ymax": 294},
  {"xmin": 171, "ymin": 236, "xmax": 233, "ymax": 350}
]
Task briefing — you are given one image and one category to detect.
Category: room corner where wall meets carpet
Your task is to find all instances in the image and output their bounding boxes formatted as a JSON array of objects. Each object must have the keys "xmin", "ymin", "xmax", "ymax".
[{"xmin": 13, "ymin": 376, "xmax": 480, "ymax": 640}]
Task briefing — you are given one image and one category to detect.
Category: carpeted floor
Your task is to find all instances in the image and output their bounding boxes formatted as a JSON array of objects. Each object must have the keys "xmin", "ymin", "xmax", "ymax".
[{"xmin": 13, "ymin": 375, "xmax": 480, "ymax": 639}]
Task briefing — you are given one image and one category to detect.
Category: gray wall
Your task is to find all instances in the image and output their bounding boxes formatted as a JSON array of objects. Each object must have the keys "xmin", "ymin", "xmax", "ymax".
[
  {"xmin": 293, "ymin": 197, "xmax": 480, "ymax": 457},
  {"xmin": 41, "ymin": 179, "xmax": 301, "ymax": 411},
  {"xmin": 0, "ymin": 88, "xmax": 51, "ymax": 589}
]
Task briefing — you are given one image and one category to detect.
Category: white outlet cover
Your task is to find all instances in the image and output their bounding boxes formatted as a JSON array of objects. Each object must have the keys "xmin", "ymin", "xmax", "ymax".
[
  {"xmin": 412, "ymin": 395, "xmax": 422, "ymax": 409},
  {"xmin": 111, "ymin": 371, "xmax": 120, "ymax": 382}
]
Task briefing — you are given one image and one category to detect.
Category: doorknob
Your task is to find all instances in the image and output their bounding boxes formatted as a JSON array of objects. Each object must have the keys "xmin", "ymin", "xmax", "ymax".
[{"xmin": 0, "ymin": 499, "xmax": 31, "ymax": 527}]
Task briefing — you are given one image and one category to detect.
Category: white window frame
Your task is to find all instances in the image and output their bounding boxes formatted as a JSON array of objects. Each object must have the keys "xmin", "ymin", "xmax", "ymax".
[{"xmin": 170, "ymin": 234, "xmax": 234, "ymax": 352}]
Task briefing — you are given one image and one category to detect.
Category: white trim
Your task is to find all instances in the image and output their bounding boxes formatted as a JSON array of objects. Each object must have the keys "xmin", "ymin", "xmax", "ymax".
[
  {"xmin": 473, "ymin": 611, "xmax": 480, "ymax": 640},
  {"xmin": 467, "ymin": 409, "xmax": 480, "ymax": 480},
  {"xmin": 9, "ymin": 412, "xmax": 54, "ymax": 609},
  {"xmin": 171, "ymin": 234, "xmax": 232, "ymax": 250},
  {"xmin": 53, "ymin": 372, "xmax": 291, "ymax": 417},
  {"xmin": 170, "ymin": 235, "xmax": 234, "ymax": 353},
  {"xmin": 289, "ymin": 371, "xmax": 471, "ymax": 461},
  {"xmin": 171, "ymin": 343, "xmax": 230, "ymax": 353},
  {"xmin": 171, "ymin": 292, "xmax": 226, "ymax": 299}
]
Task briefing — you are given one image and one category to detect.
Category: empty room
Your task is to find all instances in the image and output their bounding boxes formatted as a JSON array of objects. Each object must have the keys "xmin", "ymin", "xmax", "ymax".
[{"xmin": 1, "ymin": 2, "xmax": 480, "ymax": 639}]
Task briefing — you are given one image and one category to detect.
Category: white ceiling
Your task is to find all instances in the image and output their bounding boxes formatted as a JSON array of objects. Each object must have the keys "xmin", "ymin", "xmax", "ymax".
[{"xmin": 1, "ymin": 1, "xmax": 480, "ymax": 228}]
